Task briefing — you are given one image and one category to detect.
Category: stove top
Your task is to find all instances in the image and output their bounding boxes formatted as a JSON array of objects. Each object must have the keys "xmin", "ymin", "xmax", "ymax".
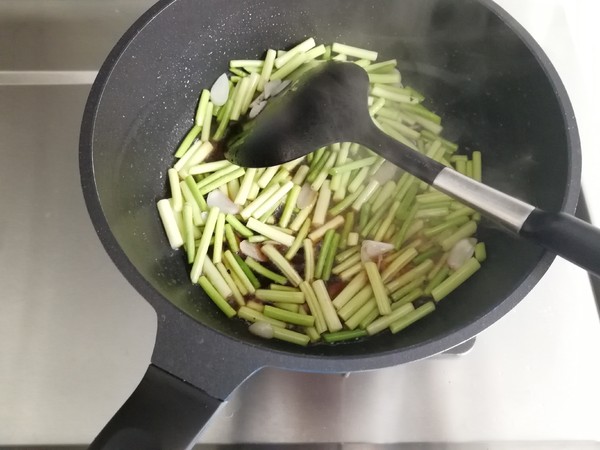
[{"xmin": 1, "ymin": 0, "xmax": 599, "ymax": 446}]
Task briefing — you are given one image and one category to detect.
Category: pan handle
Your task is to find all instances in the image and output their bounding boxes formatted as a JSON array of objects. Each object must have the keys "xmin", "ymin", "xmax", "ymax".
[{"xmin": 88, "ymin": 364, "xmax": 222, "ymax": 450}]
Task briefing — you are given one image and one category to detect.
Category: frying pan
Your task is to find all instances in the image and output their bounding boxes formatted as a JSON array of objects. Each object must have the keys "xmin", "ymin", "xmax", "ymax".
[{"xmin": 79, "ymin": 0, "xmax": 581, "ymax": 448}]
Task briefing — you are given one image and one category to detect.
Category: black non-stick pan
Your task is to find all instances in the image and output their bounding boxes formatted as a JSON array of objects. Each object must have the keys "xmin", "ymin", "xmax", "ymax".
[{"xmin": 79, "ymin": 0, "xmax": 581, "ymax": 448}]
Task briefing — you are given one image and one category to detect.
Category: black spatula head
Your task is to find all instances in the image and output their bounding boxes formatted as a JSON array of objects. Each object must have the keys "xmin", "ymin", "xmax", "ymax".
[{"xmin": 226, "ymin": 62, "xmax": 373, "ymax": 167}]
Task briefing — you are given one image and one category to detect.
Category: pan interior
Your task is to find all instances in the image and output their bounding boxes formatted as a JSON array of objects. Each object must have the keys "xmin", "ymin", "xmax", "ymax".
[{"xmin": 88, "ymin": 0, "xmax": 572, "ymax": 357}]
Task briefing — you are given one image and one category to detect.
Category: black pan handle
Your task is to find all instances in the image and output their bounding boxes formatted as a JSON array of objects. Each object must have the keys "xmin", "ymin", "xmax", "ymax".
[
  {"xmin": 520, "ymin": 209, "xmax": 600, "ymax": 276},
  {"xmin": 88, "ymin": 364, "xmax": 222, "ymax": 450}
]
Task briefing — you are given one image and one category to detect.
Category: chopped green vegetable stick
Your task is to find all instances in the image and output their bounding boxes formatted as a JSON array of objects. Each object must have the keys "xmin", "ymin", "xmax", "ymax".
[
  {"xmin": 274, "ymin": 303, "xmax": 300, "ymax": 313},
  {"xmin": 413, "ymin": 247, "xmax": 442, "ymax": 266},
  {"xmin": 373, "ymin": 200, "xmax": 401, "ymax": 241},
  {"xmin": 256, "ymin": 289, "xmax": 305, "ymax": 304},
  {"xmin": 298, "ymin": 281, "xmax": 326, "ymax": 333},
  {"xmin": 171, "ymin": 206, "xmax": 186, "ymax": 241},
  {"xmin": 386, "ymin": 259, "xmax": 434, "ymax": 293},
  {"xmin": 415, "ymin": 207, "xmax": 450, "ymax": 219},
  {"xmin": 245, "ymin": 300, "xmax": 264, "ymax": 311},
  {"xmin": 369, "ymin": 69, "xmax": 402, "ymax": 85},
  {"xmin": 335, "ymin": 245, "xmax": 359, "ymax": 263},
  {"xmin": 258, "ymin": 198, "xmax": 283, "ymax": 224},
  {"xmin": 246, "ymin": 217, "xmax": 294, "ymax": 247},
  {"xmin": 212, "ymin": 82, "xmax": 238, "ymax": 140},
  {"xmin": 240, "ymin": 182, "xmax": 281, "ymax": 219},
  {"xmin": 230, "ymin": 59, "xmax": 264, "ymax": 68},
  {"xmin": 223, "ymin": 223, "xmax": 239, "ymax": 253},
  {"xmin": 329, "ymin": 156, "xmax": 377, "ymax": 176},
  {"xmin": 238, "ymin": 306, "xmax": 286, "ymax": 328},
  {"xmin": 445, "ymin": 205, "xmax": 475, "ymax": 221},
  {"xmin": 240, "ymin": 73, "xmax": 260, "ymax": 115},
  {"xmin": 370, "ymin": 181, "xmax": 396, "ymax": 212},
  {"xmin": 455, "ymin": 159, "xmax": 467, "ymax": 175},
  {"xmin": 369, "ymin": 97, "xmax": 386, "ymax": 116},
  {"xmin": 329, "ymin": 184, "xmax": 365, "ymax": 216},
  {"xmin": 227, "ymin": 177, "xmax": 240, "ymax": 201},
  {"xmin": 427, "ymin": 253, "xmax": 448, "ymax": 280},
  {"xmin": 440, "ymin": 220, "xmax": 477, "ymax": 251},
  {"xmin": 215, "ymin": 262, "xmax": 244, "ymax": 306},
  {"xmin": 348, "ymin": 166, "xmax": 371, "ymax": 193},
  {"xmin": 304, "ymin": 239, "xmax": 315, "ymax": 282},
  {"xmin": 362, "ymin": 199, "xmax": 392, "ymax": 237},
  {"xmin": 279, "ymin": 185, "xmax": 301, "ymax": 228},
  {"xmin": 292, "ymin": 165, "xmax": 310, "ymax": 185},
  {"xmin": 286, "ymin": 218, "xmax": 311, "ymax": 260},
  {"xmin": 404, "ymin": 111, "xmax": 443, "ymax": 134},
  {"xmin": 168, "ymin": 168, "xmax": 183, "ymax": 212},
  {"xmin": 315, "ymin": 229, "xmax": 335, "ymax": 279},
  {"xmin": 228, "ymin": 268, "xmax": 248, "ymax": 296},
  {"xmin": 257, "ymin": 166, "xmax": 279, "ymax": 188},
  {"xmin": 262, "ymin": 244, "xmax": 303, "ymax": 286},
  {"xmin": 338, "ymin": 285, "xmax": 374, "ymax": 321},
  {"xmin": 475, "ymin": 242, "xmax": 487, "ymax": 262},
  {"xmin": 331, "ymin": 42, "xmax": 378, "ymax": 61},
  {"xmin": 247, "ymin": 235, "xmax": 267, "ymax": 243},
  {"xmin": 177, "ymin": 141, "xmax": 214, "ymax": 177},
  {"xmin": 332, "ymin": 253, "xmax": 361, "ymax": 276},
  {"xmin": 157, "ymin": 199, "xmax": 184, "ymax": 249},
  {"xmin": 312, "ymin": 180, "xmax": 331, "ymax": 226},
  {"xmin": 332, "ymin": 53, "xmax": 347, "ymax": 61},
  {"xmin": 466, "ymin": 160, "xmax": 473, "ymax": 178},
  {"xmin": 245, "ymin": 258, "xmax": 288, "ymax": 285},
  {"xmin": 333, "ymin": 171, "xmax": 351, "ymax": 202},
  {"xmin": 198, "ymin": 276, "xmax": 236, "ymax": 318},
  {"xmin": 312, "ymin": 280, "xmax": 343, "ymax": 332},
  {"xmin": 272, "ymin": 326, "xmax": 310, "ymax": 346},
  {"xmin": 367, "ymin": 303, "xmax": 414, "ymax": 335},
  {"xmin": 308, "ymin": 215, "xmax": 345, "ymax": 242},
  {"xmin": 392, "ymin": 287, "xmax": 423, "ymax": 309},
  {"xmin": 180, "ymin": 181, "xmax": 203, "ymax": 225},
  {"xmin": 263, "ymin": 305, "xmax": 314, "ymax": 327},
  {"xmin": 390, "ymin": 301, "xmax": 435, "ymax": 334},
  {"xmin": 422, "ymin": 215, "xmax": 470, "ymax": 238},
  {"xmin": 424, "ymin": 266, "xmax": 450, "ymax": 296},
  {"xmin": 352, "ymin": 180, "xmax": 380, "ymax": 211},
  {"xmin": 200, "ymin": 101, "xmax": 214, "ymax": 142},
  {"xmin": 323, "ymin": 329, "xmax": 368, "ymax": 343},
  {"xmin": 379, "ymin": 122, "xmax": 419, "ymax": 150},
  {"xmin": 257, "ymin": 49, "xmax": 277, "ymax": 92},
  {"xmin": 182, "ymin": 203, "xmax": 195, "ymax": 263},
  {"xmin": 311, "ymin": 152, "xmax": 337, "ymax": 191},
  {"xmin": 265, "ymin": 166, "xmax": 291, "ymax": 188},
  {"xmin": 270, "ymin": 284, "xmax": 299, "ymax": 291},
  {"xmin": 347, "ymin": 232, "xmax": 359, "ymax": 247},
  {"xmin": 372, "ymin": 85, "xmax": 418, "ymax": 104},
  {"xmin": 364, "ymin": 58, "xmax": 397, "ymax": 73},
  {"xmin": 381, "ymin": 247, "xmax": 419, "ymax": 282},
  {"xmin": 174, "ymin": 125, "xmax": 202, "ymax": 159},
  {"xmin": 194, "ymin": 164, "xmax": 238, "ymax": 188},
  {"xmin": 252, "ymin": 181, "xmax": 294, "ymax": 219},
  {"xmin": 345, "ymin": 299, "xmax": 378, "ymax": 330},
  {"xmin": 212, "ymin": 212, "xmax": 226, "ymax": 264},
  {"xmin": 223, "ymin": 249, "xmax": 256, "ymax": 293},
  {"xmin": 229, "ymin": 67, "xmax": 246, "ymax": 77},
  {"xmin": 416, "ymin": 191, "xmax": 450, "ymax": 204},
  {"xmin": 230, "ymin": 76, "xmax": 251, "ymax": 121},
  {"xmin": 190, "ymin": 207, "xmax": 219, "ymax": 282},
  {"xmin": 339, "ymin": 259, "xmax": 364, "ymax": 280},
  {"xmin": 198, "ymin": 167, "xmax": 245, "ymax": 195},
  {"xmin": 234, "ymin": 168, "xmax": 257, "ymax": 205},
  {"xmin": 472, "ymin": 151, "xmax": 482, "ymax": 182},
  {"xmin": 359, "ymin": 308, "xmax": 380, "ymax": 329},
  {"xmin": 364, "ymin": 261, "xmax": 391, "ymax": 315},
  {"xmin": 274, "ymin": 37, "xmax": 316, "ymax": 68},
  {"xmin": 338, "ymin": 210, "xmax": 354, "ymax": 249},
  {"xmin": 188, "ymin": 159, "xmax": 231, "ymax": 176},
  {"xmin": 432, "ymin": 257, "xmax": 481, "ymax": 302},
  {"xmin": 394, "ymin": 205, "xmax": 417, "ymax": 249},
  {"xmin": 270, "ymin": 51, "xmax": 309, "ymax": 80},
  {"xmin": 391, "ymin": 275, "xmax": 426, "ymax": 301},
  {"xmin": 203, "ymin": 257, "xmax": 234, "ymax": 300}
]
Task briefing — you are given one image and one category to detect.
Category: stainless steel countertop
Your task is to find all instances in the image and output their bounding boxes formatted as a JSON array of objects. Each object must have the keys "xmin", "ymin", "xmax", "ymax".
[{"xmin": 1, "ymin": 0, "xmax": 600, "ymax": 446}]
